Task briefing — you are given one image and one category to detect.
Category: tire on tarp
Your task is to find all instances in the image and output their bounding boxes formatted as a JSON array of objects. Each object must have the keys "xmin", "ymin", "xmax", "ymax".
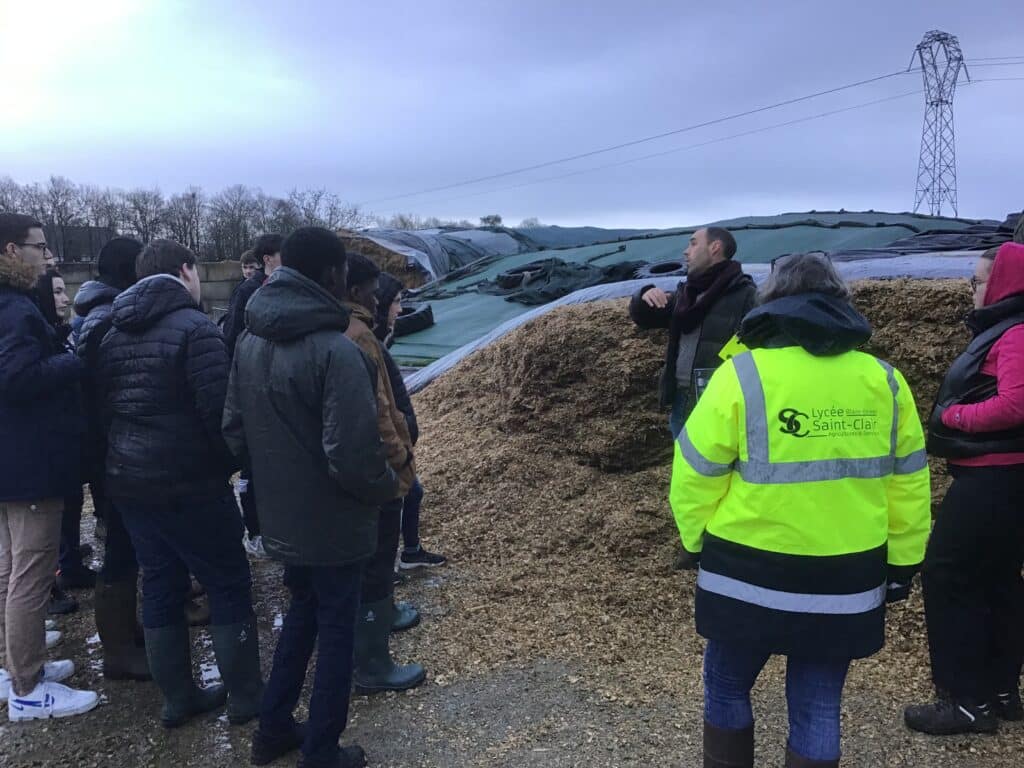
[
  {"xmin": 394, "ymin": 303, "xmax": 435, "ymax": 337},
  {"xmin": 634, "ymin": 260, "xmax": 687, "ymax": 280}
]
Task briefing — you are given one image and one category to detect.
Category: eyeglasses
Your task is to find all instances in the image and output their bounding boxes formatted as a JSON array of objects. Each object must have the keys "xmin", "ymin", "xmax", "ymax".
[
  {"xmin": 16, "ymin": 241, "xmax": 52, "ymax": 254},
  {"xmin": 970, "ymin": 276, "xmax": 987, "ymax": 291},
  {"xmin": 770, "ymin": 251, "xmax": 831, "ymax": 273}
]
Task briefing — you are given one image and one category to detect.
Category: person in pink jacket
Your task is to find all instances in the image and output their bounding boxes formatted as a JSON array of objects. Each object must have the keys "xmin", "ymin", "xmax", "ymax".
[{"xmin": 906, "ymin": 242, "xmax": 1024, "ymax": 736}]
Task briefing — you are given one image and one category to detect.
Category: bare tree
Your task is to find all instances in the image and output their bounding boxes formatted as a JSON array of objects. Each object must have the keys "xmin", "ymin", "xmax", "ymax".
[
  {"xmin": 45, "ymin": 176, "xmax": 85, "ymax": 259},
  {"xmin": 207, "ymin": 184, "xmax": 260, "ymax": 260},
  {"xmin": 479, "ymin": 214, "xmax": 503, "ymax": 227},
  {"xmin": 122, "ymin": 188, "xmax": 166, "ymax": 243},
  {"xmin": 81, "ymin": 186, "xmax": 127, "ymax": 232},
  {"xmin": 165, "ymin": 187, "xmax": 206, "ymax": 252},
  {"xmin": 518, "ymin": 217, "xmax": 542, "ymax": 228},
  {"xmin": 0, "ymin": 176, "xmax": 23, "ymax": 213},
  {"xmin": 289, "ymin": 188, "xmax": 372, "ymax": 230}
]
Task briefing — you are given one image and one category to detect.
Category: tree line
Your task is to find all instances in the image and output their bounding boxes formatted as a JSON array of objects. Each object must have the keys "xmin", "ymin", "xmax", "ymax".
[{"xmin": 0, "ymin": 175, "xmax": 537, "ymax": 262}]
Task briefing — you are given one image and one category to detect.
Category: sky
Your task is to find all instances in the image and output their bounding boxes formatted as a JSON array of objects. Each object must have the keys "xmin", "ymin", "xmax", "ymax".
[{"xmin": 1, "ymin": 0, "xmax": 1021, "ymax": 229}]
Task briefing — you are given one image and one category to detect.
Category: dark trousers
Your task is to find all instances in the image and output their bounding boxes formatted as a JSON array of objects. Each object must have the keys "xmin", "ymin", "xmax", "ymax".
[
  {"xmin": 260, "ymin": 562, "xmax": 363, "ymax": 765},
  {"xmin": 58, "ymin": 485, "xmax": 85, "ymax": 574},
  {"xmin": 238, "ymin": 466, "xmax": 260, "ymax": 539},
  {"xmin": 116, "ymin": 492, "xmax": 253, "ymax": 628},
  {"xmin": 363, "ymin": 498, "xmax": 403, "ymax": 604},
  {"xmin": 401, "ymin": 478, "xmax": 423, "ymax": 551},
  {"xmin": 923, "ymin": 464, "xmax": 1024, "ymax": 700},
  {"xmin": 96, "ymin": 493, "xmax": 138, "ymax": 583}
]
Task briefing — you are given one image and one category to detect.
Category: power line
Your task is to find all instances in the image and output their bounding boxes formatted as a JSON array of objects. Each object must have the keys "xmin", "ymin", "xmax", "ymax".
[
  {"xmin": 417, "ymin": 90, "xmax": 924, "ymax": 208},
  {"xmin": 966, "ymin": 55, "xmax": 1024, "ymax": 61},
  {"xmin": 359, "ymin": 69, "xmax": 914, "ymax": 206}
]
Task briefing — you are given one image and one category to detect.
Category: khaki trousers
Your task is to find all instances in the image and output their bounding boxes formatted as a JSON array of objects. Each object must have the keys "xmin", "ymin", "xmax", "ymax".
[{"xmin": 0, "ymin": 498, "xmax": 62, "ymax": 696}]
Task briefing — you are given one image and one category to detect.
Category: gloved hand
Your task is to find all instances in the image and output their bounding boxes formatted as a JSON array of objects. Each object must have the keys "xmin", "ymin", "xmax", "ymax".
[
  {"xmin": 673, "ymin": 547, "xmax": 701, "ymax": 571},
  {"xmin": 886, "ymin": 581, "xmax": 912, "ymax": 604}
]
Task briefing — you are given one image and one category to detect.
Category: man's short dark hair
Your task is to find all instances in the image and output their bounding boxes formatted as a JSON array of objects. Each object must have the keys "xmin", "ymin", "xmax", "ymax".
[
  {"xmin": 281, "ymin": 227, "xmax": 346, "ymax": 286},
  {"xmin": 252, "ymin": 233, "xmax": 284, "ymax": 267},
  {"xmin": 240, "ymin": 249, "xmax": 259, "ymax": 267},
  {"xmin": 0, "ymin": 213, "xmax": 43, "ymax": 251},
  {"xmin": 346, "ymin": 253, "xmax": 381, "ymax": 290},
  {"xmin": 97, "ymin": 236, "xmax": 142, "ymax": 289},
  {"xmin": 705, "ymin": 227, "xmax": 737, "ymax": 260},
  {"xmin": 135, "ymin": 239, "xmax": 197, "ymax": 280}
]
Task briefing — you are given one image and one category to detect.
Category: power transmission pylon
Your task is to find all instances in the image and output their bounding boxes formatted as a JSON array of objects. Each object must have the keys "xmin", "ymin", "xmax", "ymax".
[{"xmin": 910, "ymin": 31, "xmax": 969, "ymax": 217}]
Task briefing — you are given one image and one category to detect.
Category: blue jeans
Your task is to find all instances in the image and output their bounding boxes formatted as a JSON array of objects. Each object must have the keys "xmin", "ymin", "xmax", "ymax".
[
  {"xmin": 116, "ymin": 492, "xmax": 253, "ymax": 628},
  {"xmin": 402, "ymin": 478, "xmax": 424, "ymax": 551},
  {"xmin": 260, "ymin": 563, "xmax": 363, "ymax": 766},
  {"xmin": 58, "ymin": 486, "xmax": 85, "ymax": 574},
  {"xmin": 704, "ymin": 640, "xmax": 850, "ymax": 762},
  {"xmin": 96, "ymin": 492, "xmax": 138, "ymax": 583}
]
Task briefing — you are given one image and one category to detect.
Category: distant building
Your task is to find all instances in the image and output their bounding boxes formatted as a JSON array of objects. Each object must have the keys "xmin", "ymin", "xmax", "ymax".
[{"xmin": 45, "ymin": 224, "xmax": 118, "ymax": 263}]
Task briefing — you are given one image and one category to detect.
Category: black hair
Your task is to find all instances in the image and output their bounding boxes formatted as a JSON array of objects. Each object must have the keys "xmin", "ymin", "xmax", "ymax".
[
  {"xmin": 253, "ymin": 233, "xmax": 285, "ymax": 267},
  {"xmin": 0, "ymin": 213, "xmax": 44, "ymax": 251},
  {"xmin": 96, "ymin": 236, "xmax": 142, "ymax": 290},
  {"xmin": 280, "ymin": 226, "xmax": 347, "ymax": 286},
  {"xmin": 34, "ymin": 268, "xmax": 64, "ymax": 329},
  {"xmin": 346, "ymin": 252, "xmax": 381, "ymax": 291},
  {"xmin": 240, "ymin": 249, "xmax": 260, "ymax": 266},
  {"xmin": 373, "ymin": 272, "xmax": 404, "ymax": 338},
  {"xmin": 705, "ymin": 227, "xmax": 738, "ymax": 260},
  {"xmin": 982, "ymin": 246, "xmax": 1001, "ymax": 261},
  {"xmin": 135, "ymin": 239, "xmax": 197, "ymax": 280}
]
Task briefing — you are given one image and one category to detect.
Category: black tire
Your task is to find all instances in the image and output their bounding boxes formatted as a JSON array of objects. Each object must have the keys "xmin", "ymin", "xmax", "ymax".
[
  {"xmin": 394, "ymin": 303, "xmax": 435, "ymax": 337},
  {"xmin": 634, "ymin": 260, "xmax": 687, "ymax": 280}
]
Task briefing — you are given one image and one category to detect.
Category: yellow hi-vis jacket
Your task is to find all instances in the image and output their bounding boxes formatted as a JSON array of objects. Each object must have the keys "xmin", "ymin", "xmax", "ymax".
[{"xmin": 671, "ymin": 346, "xmax": 931, "ymax": 658}]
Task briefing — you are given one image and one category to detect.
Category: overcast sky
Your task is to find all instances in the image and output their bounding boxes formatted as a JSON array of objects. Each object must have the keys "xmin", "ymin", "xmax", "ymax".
[{"xmin": 1, "ymin": 0, "xmax": 1021, "ymax": 228}]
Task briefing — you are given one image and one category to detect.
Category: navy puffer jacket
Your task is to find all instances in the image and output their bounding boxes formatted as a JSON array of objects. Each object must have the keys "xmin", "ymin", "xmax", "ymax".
[
  {"xmin": 98, "ymin": 274, "xmax": 237, "ymax": 499},
  {"xmin": 0, "ymin": 255, "xmax": 84, "ymax": 502}
]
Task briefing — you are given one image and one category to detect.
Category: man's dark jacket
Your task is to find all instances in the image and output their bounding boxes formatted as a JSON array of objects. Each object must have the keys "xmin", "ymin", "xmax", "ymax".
[
  {"xmin": 629, "ymin": 271, "xmax": 757, "ymax": 409},
  {"xmin": 222, "ymin": 269, "xmax": 265, "ymax": 358},
  {"xmin": 0, "ymin": 254, "xmax": 84, "ymax": 502},
  {"xmin": 223, "ymin": 267, "xmax": 399, "ymax": 567},
  {"xmin": 97, "ymin": 275, "xmax": 236, "ymax": 499},
  {"xmin": 73, "ymin": 278, "xmax": 122, "ymax": 486}
]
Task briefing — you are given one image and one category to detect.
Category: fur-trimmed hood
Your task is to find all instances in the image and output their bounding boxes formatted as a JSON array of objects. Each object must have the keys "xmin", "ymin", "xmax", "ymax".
[{"xmin": 0, "ymin": 253, "xmax": 39, "ymax": 293}]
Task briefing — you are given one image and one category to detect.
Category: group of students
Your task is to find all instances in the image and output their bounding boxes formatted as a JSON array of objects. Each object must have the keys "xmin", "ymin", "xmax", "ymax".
[
  {"xmin": 0, "ymin": 214, "xmax": 445, "ymax": 768},
  {"xmin": 631, "ymin": 228, "xmax": 1024, "ymax": 767}
]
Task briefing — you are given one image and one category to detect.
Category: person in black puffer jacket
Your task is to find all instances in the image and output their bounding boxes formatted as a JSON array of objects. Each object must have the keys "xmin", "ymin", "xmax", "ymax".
[
  {"xmin": 97, "ymin": 239, "xmax": 261, "ymax": 729},
  {"xmin": 373, "ymin": 274, "xmax": 446, "ymax": 572},
  {"xmin": 72, "ymin": 236, "xmax": 150, "ymax": 680}
]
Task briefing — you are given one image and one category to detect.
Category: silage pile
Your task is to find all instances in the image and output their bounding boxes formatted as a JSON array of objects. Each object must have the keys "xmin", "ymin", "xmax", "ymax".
[{"xmin": 410, "ymin": 279, "xmax": 973, "ymax": 699}]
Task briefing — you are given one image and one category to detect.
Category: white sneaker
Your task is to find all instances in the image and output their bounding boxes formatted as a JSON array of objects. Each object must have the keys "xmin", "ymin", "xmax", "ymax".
[
  {"xmin": 45, "ymin": 630, "xmax": 62, "ymax": 649},
  {"xmin": 244, "ymin": 535, "xmax": 267, "ymax": 558},
  {"xmin": 8, "ymin": 679, "xmax": 98, "ymax": 721},
  {"xmin": 0, "ymin": 661, "xmax": 76, "ymax": 699}
]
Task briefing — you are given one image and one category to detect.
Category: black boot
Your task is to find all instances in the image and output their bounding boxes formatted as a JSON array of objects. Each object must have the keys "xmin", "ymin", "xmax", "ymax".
[
  {"xmin": 296, "ymin": 744, "xmax": 367, "ymax": 768},
  {"xmin": 703, "ymin": 721, "xmax": 753, "ymax": 768},
  {"xmin": 95, "ymin": 579, "xmax": 150, "ymax": 681},
  {"xmin": 391, "ymin": 600, "xmax": 420, "ymax": 633},
  {"xmin": 993, "ymin": 690, "xmax": 1023, "ymax": 721},
  {"xmin": 353, "ymin": 598, "xmax": 425, "ymax": 694},
  {"xmin": 144, "ymin": 624, "xmax": 227, "ymax": 728},
  {"xmin": 209, "ymin": 619, "xmax": 264, "ymax": 725},
  {"xmin": 904, "ymin": 695, "xmax": 999, "ymax": 735},
  {"xmin": 251, "ymin": 720, "xmax": 307, "ymax": 766},
  {"xmin": 785, "ymin": 747, "xmax": 839, "ymax": 767}
]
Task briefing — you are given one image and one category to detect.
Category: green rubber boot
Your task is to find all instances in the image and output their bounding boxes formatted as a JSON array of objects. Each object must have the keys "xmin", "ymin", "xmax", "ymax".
[
  {"xmin": 144, "ymin": 624, "xmax": 226, "ymax": 728},
  {"xmin": 209, "ymin": 618, "xmax": 264, "ymax": 725},
  {"xmin": 353, "ymin": 598, "xmax": 425, "ymax": 694}
]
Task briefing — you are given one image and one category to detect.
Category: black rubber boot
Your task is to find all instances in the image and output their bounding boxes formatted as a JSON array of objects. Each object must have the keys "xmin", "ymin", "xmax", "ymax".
[
  {"xmin": 95, "ymin": 579, "xmax": 150, "ymax": 681},
  {"xmin": 994, "ymin": 690, "xmax": 1024, "ymax": 721},
  {"xmin": 297, "ymin": 744, "xmax": 367, "ymax": 768},
  {"xmin": 251, "ymin": 720, "xmax": 307, "ymax": 766},
  {"xmin": 904, "ymin": 696, "xmax": 999, "ymax": 735},
  {"xmin": 209, "ymin": 619, "xmax": 264, "ymax": 725},
  {"xmin": 391, "ymin": 600, "xmax": 420, "ymax": 633},
  {"xmin": 785, "ymin": 747, "xmax": 839, "ymax": 767},
  {"xmin": 703, "ymin": 721, "xmax": 754, "ymax": 768},
  {"xmin": 144, "ymin": 624, "xmax": 227, "ymax": 728},
  {"xmin": 353, "ymin": 598, "xmax": 425, "ymax": 694}
]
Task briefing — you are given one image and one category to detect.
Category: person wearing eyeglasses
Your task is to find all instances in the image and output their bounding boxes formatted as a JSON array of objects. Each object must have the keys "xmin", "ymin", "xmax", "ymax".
[
  {"xmin": 0, "ymin": 213, "xmax": 99, "ymax": 720},
  {"xmin": 671, "ymin": 252, "xmax": 930, "ymax": 767},
  {"xmin": 905, "ymin": 242, "xmax": 1024, "ymax": 735}
]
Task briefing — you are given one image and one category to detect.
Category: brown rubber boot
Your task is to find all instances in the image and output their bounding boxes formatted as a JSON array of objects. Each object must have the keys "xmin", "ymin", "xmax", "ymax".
[
  {"xmin": 94, "ymin": 579, "xmax": 151, "ymax": 680},
  {"xmin": 704, "ymin": 721, "xmax": 754, "ymax": 768}
]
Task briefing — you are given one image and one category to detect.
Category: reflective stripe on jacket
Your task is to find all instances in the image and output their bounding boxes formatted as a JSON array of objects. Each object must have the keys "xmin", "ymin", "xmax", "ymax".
[{"xmin": 670, "ymin": 346, "xmax": 931, "ymax": 658}]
